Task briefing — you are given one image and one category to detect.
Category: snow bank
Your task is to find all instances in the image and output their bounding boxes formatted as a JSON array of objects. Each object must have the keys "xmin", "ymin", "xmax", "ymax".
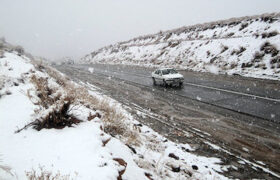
[
  {"xmin": 0, "ymin": 52, "xmax": 145, "ymax": 179},
  {"xmin": 0, "ymin": 49, "xmax": 228, "ymax": 179}
]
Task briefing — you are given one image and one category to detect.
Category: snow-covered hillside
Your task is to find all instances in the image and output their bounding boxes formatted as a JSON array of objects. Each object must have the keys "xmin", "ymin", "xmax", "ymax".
[
  {"xmin": 0, "ymin": 41, "xmax": 228, "ymax": 179},
  {"xmin": 82, "ymin": 13, "xmax": 280, "ymax": 80}
]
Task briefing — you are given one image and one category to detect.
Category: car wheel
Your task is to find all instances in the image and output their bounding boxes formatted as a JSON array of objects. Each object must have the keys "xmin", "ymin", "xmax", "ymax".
[{"xmin": 152, "ymin": 77, "xmax": 156, "ymax": 85}]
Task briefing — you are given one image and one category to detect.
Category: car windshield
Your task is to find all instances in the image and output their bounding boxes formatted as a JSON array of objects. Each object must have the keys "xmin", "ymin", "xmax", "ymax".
[{"xmin": 162, "ymin": 69, "xmax": 178, "ymax": 75}]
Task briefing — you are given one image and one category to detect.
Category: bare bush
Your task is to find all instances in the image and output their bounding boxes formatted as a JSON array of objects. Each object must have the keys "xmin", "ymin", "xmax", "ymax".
[
  {"xmin": 231, "ymin": 49, "xmax": 237, "ymax": 55},
  {"xmin": 163, "ymin": 33, "xmax": 172, "ymax": 40},
  {"xmin": 270, "ymin": 56, "xmax": 280, "ymax": 65},
  {"xmin": 254, "ymin": 33, "xmax": 260, "ymax": 38},
  {"xmin": 236, "ymin": 46, "xmax": 246, "ymax": 55},
  {"xmin": 206, "ymin": 50, "xmax": 211, "ymax": 57},
  {"xmin": 220, "ymin": 45, "xmax": 229, "ymax": 53},
  {"xmin": 13, "ymin": 45, "xmax": 24, "ymax": 55},
  {"xmin": 33, "ymin": 100, "xmax": 81, "ymax": 131},
  {"xmin": 230, "ymin": 62, "xmax": 237, "ymax": 69},
  {"xmin": 260, "ymin": 42, "xmax": 279, "ymax": 57},
  {"xmin": 17, "ymin": 75, "xmax": 81, "ymax": 132},
  {"xmin": 239, "ymin": 23, "xmax": 248, "ymax": 31},
  {"xmin": 268, "ymin": 31, "xmax": 278, "ymax": 37},
  {"xmin": 262, "ymin": 30, "xmax": 278, "ymax": 38},
  {"xmin": 226, "ymin": 32, "xmax": 235, "ymax": 37},
  {"xmin": 26, "ymin": 168, "xmax": 73, "ymax": 180},
  {"xmin": 241, "ymin": 62, "xmax": 253, "ymax": 68},
  {"xmin": 30, "ymin": 63, "xmax": 140, "ymax": 144},
  {"xmin": 168, "ymin": 41, "xmax": 180, "ymax": 48},
  {"xmin": 253, "ymin": 52, "xmax": 265, "ymax": 62},
  {"xmin": 30, "ymin": 75, "xmax": 55, "ymax": 108},
  {"xmin": 261, "ymin": 15, "xmax": 278, "ymax": 23},
  {"xmin": 0, "ymin": 156, "xmax": 14, "ymax": 178}
]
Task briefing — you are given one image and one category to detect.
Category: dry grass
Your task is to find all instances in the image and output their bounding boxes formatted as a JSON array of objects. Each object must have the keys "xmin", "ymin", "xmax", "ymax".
[
  {"xmin": 220, "ymin": 45, "xmax": 229, "ymax": 53},
  {"xmin": 0, "ymin": 164, "xmax": 13, "ymax": 177},
  {"xmin": 25, "ymin": 167, "xmax": 74, "ymax": 180},
  {"xmin": 30, "ymin": 75, "xmax": 55, "ymax": 108},
  {"xmin": 15, "ymin": 73, "xmax": 81, "ymax": 132},
  {"xmin": 0, "ymin": 155, "xmax": 14, "ymax": 178},
  {"xmin": 29, "ymin": 60, "xmax": 140, "ymax": 145}
]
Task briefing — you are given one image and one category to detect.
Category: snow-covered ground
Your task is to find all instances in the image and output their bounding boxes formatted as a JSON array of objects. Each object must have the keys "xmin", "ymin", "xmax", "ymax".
[
  {"xmin": 0, "ymin": 48, "xmax": 228, "ymax": 179},
  {"xmin": 81, "ymin": 13, "xmax": 280, "ymax": 80}
]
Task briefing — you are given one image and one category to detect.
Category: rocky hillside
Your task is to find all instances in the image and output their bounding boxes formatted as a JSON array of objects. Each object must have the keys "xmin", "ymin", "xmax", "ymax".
[{"xmin": 81, "ymin": 13, "xmax": 280, "ymax": 80}]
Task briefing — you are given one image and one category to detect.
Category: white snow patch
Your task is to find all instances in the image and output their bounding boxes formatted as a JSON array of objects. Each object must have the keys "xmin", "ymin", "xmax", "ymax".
[
  {"xmin": 206, "ymin": 65, "xmax": 219, "ymax": 75},
  {"xmin": 88, "ymin": 67, "xmax": 94, "ymax": 73},
  {"xmin": 205, "ymin": 141, "xmax": 221, "ymax": 150},
  {"xmin": 196, "ymin": 96, "xmax": 202, "ymax": 101}
]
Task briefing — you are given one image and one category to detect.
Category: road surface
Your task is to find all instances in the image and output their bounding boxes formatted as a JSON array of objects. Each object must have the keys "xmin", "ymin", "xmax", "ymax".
[
  {"xmin": 83, "ymin": 64, "xmax": 280, "ymax": 122},
  {"xmin": 55, "ymin": 64, "xmax": 280, "ymax": 179}
]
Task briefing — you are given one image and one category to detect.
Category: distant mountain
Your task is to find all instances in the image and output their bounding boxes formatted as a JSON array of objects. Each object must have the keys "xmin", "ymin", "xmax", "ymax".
[{"xmin": 81, "ymin": 13, "xmax": 280, "ymax": 80}]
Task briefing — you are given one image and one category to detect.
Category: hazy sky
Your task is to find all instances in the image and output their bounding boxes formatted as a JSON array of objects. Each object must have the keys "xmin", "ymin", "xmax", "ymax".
[{"xmin": 0, "ymin": 0, "xmax": 279, "ymax": 60}]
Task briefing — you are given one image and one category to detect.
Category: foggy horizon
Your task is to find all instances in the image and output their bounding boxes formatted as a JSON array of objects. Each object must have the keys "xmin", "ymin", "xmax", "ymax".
[{"xmin": 0, "ymin": 0, "xmax": 279, "ymax": 61}]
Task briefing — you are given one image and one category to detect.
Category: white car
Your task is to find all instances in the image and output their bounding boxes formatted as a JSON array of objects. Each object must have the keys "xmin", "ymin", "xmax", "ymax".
[{"xmin": 151, "ymin": 68, "xmax": 184, "ymax": 87}]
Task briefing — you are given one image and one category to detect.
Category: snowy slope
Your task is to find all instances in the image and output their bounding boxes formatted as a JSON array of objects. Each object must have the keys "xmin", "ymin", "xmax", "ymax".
[
  {"xmin": 81, "ymin": 13, "xmax": 280, "ymax": 80},
  {"xmin": 0, "ymin": 44, "xmax": 228, "ymax": 179}
]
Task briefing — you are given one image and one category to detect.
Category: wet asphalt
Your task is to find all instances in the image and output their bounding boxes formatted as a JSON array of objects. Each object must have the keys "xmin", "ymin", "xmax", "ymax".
[
  {"xmin": 55, "ymin": 64, "xmax": 280, "ymax": 179},
  {"xmin": 73, "ymin": 64, "xmax": 280, "ymax": 122}
]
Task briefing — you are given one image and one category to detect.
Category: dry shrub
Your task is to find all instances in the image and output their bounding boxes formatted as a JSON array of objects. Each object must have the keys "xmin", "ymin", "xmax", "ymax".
[
  {"xmin": 163, "ymin": 33, "xmax": 172, "ymax": 40},
  {"xmin": 168, "ymin": 41, "xmax": 180, "ymax": 48},
  {"xmin": 267, "ymin": 30, "xmax": 278, "ymax": 37},
  {"xmin": 23, "ymin": 70, "xmax": 83, "ymax": 131},
  {"xmin": 220, "ymin": 45, "xmax": 229, "ymax": 53},
  {"xmin": 0, "ymin": 164, "xmax": 13, "ymax": 177},
  {"xmin": 44, "ymin": 67, "xmax": 68, "ymax": 87},
  {"xmin": 253, "ymin": 52, "xmax": 265, "ymax": 62},
  {"xmin": 241, "ymin": 62, "xmax": 253, "ymax": 68},
  {"xmin": 228, "ymin": 62, "xmax": 238, "ymax": 69},
  {"xmin": 32, "ymin": 98, "xmax": 82, "ymax": 131},
  {"xmin": 261, "ymin": 15, "xmax": 278, "ymax": 23},
  {"xmin": 260, "ymin": 42, "xmax": 279, "ymax": 57},
  {"xmin": 98, "ymin": 99, "xmax": 126, "ymax": 136},
  {"xmin": 30, "ymin": 75, "xmax": 54, "ymax": 108},
  {"xmin": 237, "ymin": 47, "xmax": 246, "ymax": 55},
  {"xmin": 239, "ymin": 23, "xmax": 248, "ymax": 31},
  {"xmin": 206, "ymin": 50, "xmax": 211, "ymax": 57},
  {"xmin": 231, "ymin": 49, "xmax": 237, "ymax": 55},
  {"xmin": 15, "ymin": 95, "xmax": 81, "ymax": 133},
  {"xmin": 26, "ymin": 168, "xmax": 73, "ymax": 180},
  {"xmin": 270, "ymin": 56, "xmax": 280, "ymax": 67},
  {"xmin": 31, "ymin": 62, "xmax": 140, "ymax": 144},
  {"xmin": 262, "ymin": 31, "xmax": 278, "ymax": 38},
  {"xmin": 0, "ymin": 155, "xmax": 14, "ymax": 178},
  {"xmin": 226, "ymin": 32, "xmax": 234, "ymax": 37}
]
